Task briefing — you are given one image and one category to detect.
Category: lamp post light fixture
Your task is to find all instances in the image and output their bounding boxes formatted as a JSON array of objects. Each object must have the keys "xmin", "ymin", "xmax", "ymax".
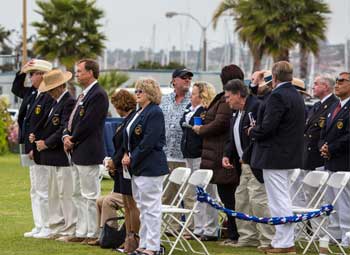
[{"xmin": 165, "ymin": 11, "xmax": 209, "ymax": 71}]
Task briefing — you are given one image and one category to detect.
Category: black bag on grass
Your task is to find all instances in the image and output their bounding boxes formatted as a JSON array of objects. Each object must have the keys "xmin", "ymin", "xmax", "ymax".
[{"xmin": 100, "ymin": 216, "xmax": 126, "ymax": 249}]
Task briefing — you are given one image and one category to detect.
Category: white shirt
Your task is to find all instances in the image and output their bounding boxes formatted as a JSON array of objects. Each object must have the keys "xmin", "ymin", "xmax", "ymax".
[
  {"xmin": 81, "ymin": 80, "xmax": 97, "ymax": 96},
  {"xmin": 321, "ymin": 93, "xmax": 333, "ymax": 104},
  {"xmin": 185, "ymin": 104, "xmax": 202, "ymax": 124},
  {"xmin": 126, "ymin": 110, "xmax": 142, "ymax": 151},
  {"xmin": 340, "ymin": 96, "xmax": 350, "ymax": 108},
  {"xmin": 233, "ymin": 111, "xmax": 244, "ymax": 159}
]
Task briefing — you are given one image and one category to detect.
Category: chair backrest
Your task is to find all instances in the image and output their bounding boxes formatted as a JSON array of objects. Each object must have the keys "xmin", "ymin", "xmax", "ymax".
[
  {"xmin": 302, "ymin": 171, "xmax": 329, "ymax": 188},
  {"xmin": 168, "ymin": 167, "xmax": 191, "ymax": 185},
  {"xmin": 290, "ymin": 168, "xmax": 301, "ymax": 186},
  {"xmin": 162, "ymin": 167, "xmax": 191, "ymax": 206},
  {"xmin": 172, "ymin": 169, "xmax": 213, "ymax": 208},
  {"xmin": 188, "ymin": 169, "xmax": 213, "ymax": 187},
  {"xmin": 292, "ymin": 170, "xmax": 329, "ymax": 208},
  {"xmin": 316, "ymin": 172, "xmax": 350, "ymax": 207}
]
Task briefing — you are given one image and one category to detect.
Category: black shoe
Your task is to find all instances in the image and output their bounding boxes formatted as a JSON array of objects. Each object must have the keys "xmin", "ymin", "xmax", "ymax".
[{"xmin": 200, "ymin": 235, "xmax": 218, "ymax": 241}]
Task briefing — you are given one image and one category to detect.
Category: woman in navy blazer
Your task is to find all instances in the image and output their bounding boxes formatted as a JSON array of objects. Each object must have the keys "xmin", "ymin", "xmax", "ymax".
[
  {"xmin": 122, "ymin": 78, "xmax": 168, "ymax": 255},
  {"xmin": 179, "ymin": 81, "xmax": 216, "ymax": 239}
]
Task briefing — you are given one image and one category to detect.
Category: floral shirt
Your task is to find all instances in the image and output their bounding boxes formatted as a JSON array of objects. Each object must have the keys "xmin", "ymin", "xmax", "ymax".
[{"xmin": 160, "ymin": 91, "xmax": 191, "ymax": 161}]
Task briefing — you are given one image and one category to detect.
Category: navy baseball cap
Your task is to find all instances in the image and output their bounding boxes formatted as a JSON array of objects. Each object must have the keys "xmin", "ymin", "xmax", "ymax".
[{"xmin": 172, "ymin": 68, "xmax": 193, "ymax": 78}]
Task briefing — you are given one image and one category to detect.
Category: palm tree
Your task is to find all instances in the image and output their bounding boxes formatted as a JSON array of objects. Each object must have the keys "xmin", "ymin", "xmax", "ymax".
[
  {"xmin": 212, "ymin": 0, "xmax": 329, "ymax": 75},
  {"xmin": 32, "ymin": 0, "xmax": 106, "ymax": 71},
  {"xmin": 295, "ymin": 1, "xmax": 330, "ymax": 79},
  {"xmin": 99, "ymin": 71, "xmax": 129, "ymax": 95}
]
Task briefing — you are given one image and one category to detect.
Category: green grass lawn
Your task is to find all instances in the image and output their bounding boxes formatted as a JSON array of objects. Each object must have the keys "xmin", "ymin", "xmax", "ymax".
[{"xmin": 0, "ymin": 153, "xmax": 347, "ymax": 255}]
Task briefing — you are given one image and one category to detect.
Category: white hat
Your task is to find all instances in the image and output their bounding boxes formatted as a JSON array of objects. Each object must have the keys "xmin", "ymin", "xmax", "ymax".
[
  {"xmin": 22, "ymin": 59, "xmax": 52, "ymax": 73},
  {"xmin": 292, "ymin": 78, "xmax": 311, "ymax": 97},
  {"xmin": 258, "ymin": 71, "xmax": 273, "ymax": 87},
  {"xmin": 38, "ymin": 69, "xmax": 72, "ymax": 92}
]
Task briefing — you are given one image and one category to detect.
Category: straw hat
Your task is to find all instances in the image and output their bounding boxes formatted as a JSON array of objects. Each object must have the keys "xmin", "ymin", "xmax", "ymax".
[
  {"xmin": 38, "ymin": 69, "xmax": 72, "ymax": 92},
  {"xmin": 258, "ymin": 71, "xmax": 273, "ymax": 87},
  {"xmin": 292, "ymin": 78, "xmax": 311, "ymax": 97},
  {"xmin": 22, "ymin": 59, "xmax": 53, "ymax": 73}
]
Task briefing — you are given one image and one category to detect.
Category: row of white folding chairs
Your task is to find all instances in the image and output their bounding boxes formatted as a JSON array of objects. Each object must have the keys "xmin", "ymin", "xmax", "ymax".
[
  {"xmin": 290, "ymin": 170, "xmax": 350, "ymax": 255},
  {"xmin": 161, "ymin": 167, "xmax": 213, "ymax": 255}
]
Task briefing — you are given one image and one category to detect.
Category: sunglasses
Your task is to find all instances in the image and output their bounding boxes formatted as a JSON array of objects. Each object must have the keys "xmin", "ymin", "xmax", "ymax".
[
  {"xmin": 134, "ymin": 89, "xmax": 143, "ymax": 94},
  {"xmin": 179, "ymin": 76, "xmax": 192, "ymax": 80},
  {"xmin": 336, "ymin": 77, "xmax": 350, "ymax": 83}
]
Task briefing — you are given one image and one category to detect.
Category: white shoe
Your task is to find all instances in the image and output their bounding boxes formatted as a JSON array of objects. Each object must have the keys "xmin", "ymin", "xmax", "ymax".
[
  {"xmin": 24, "ymin": 228, "xmax": 41, "ymax": 238},
  {"xmin": 33, "ymin": 228, "xmax": 52, "ymax": 239}
]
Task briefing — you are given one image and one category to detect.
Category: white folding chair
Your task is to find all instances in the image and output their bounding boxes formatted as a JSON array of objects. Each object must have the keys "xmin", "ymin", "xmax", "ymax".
[
  {"xmin": 161, "ymin": 169, "xmax": 213, "ymax": 255},
  {"xmin": 290, "ymin": 168, "xmax": 301, "ymax": 187},
  {"xmin": 292, "ymin": 170, "xmax": 329, "ymax": 209},
  {"xmin": 292, "ymin": 171, "xmax": 329, "ymax": 250},
  {"xmin": 298, "ymin": 172, "xmax": 350, "ymax": 255},
  {"xmin": 162, "ymin": 167, "xmax": 191, "ymax": 207}
]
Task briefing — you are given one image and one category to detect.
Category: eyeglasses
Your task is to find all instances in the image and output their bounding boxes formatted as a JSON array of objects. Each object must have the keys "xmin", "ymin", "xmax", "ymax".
[
  {"xmin": 134, "ymin": 89, "xmax": 143, "ymax": 94},
  {"xmin": 179, "ymin": 76, "xmax": 192, "ymax": 80},
  {"xmin": 336, "ymin": 77, "xmax": 350, "ymax": 84}
]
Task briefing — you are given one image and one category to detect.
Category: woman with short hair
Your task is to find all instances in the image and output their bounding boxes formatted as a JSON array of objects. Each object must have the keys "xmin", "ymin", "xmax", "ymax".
[{"xmin": 122, "ymin": 78, "xmax": 169, "ymax": 255}]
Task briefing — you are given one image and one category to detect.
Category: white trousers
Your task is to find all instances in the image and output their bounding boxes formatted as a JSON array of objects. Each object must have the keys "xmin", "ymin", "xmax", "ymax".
[
  {"xmin": 324, "ymin": 171, "xmax": 350, "ymax": 245},
  {"xmin": 186, "ymin": 158, "xmax": 219, "ymax": 237},
  {"xmin": 263, "ymin": 169, "xmax": 295, "ymax": 248},
  {"xmin": 132, "ymin": 175, "xmax": 163, "ymax": 251},
  {"xmin": 44, "ymin": 165, "xmax": 77, "ymax": 235},
  {"xmin": 29, "ymin": 164, "xmax": 49, "ymax": 229},
  {"xmin": 72, "ymin": 164, "xmax": 100, "ymax": 238}
]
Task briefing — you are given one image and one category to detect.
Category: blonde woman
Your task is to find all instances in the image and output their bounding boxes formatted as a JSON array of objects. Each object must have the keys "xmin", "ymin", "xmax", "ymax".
[
  {"xmin": 179, "ymin": 81, "xmax": 216, "ymax": 239},
  {"xmin": 122, "ymin": 78, "xmax": 169, "ymax": 255}
]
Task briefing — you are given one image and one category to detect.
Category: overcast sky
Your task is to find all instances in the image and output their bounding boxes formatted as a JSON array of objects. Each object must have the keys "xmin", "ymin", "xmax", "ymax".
[{"xmin": 1, "ymin": 0, "xmax": 350, "ymax": 52}]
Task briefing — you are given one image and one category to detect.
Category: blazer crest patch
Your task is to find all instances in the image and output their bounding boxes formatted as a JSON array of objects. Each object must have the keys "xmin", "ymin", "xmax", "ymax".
[
  {"xmin": 35, "ymin": 105, "xmax": 41, "ymax": 115},
  {"xmin": 336, "ymin": 120, "xmax": 343, "ymax": 129},
  {"xmin": 52, "ymin": 116, "xmax": 60, "ymax": 126},
  {"xmin": 318, "ymin": 117, "xmax": 326, "ymax": 128},
  {"xmin": 134, "ymin": 124, "xmax": 142, "ymax": 135},
  {"xmin": 200, "ymin": 111, "xmax": 206, "ymax": 120},
  {"xmin": 79, "ymin": 106, "xmax": 85, "ymax": 117}
]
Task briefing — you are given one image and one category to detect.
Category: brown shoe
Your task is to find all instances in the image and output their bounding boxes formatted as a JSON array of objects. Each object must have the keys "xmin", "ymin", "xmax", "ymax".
[
  {"xmin": 265, "ymin": 246, "xmax": 296, "ymax": 254},
  {"xmin": 60, "ymin": 236, "xmax": 86, "ymax": 243},
  {"xmin": 87, "ymin": 238, "xmax": 100, "ymax": 246},
  {"xmin": 82, "ymin": 237, "xmax": 98, "ymax": 245}
]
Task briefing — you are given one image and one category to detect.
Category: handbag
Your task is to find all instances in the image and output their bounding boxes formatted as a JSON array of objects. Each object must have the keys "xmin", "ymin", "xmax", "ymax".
[{"xmin": 100, "ymin": 216, "xmax": 126, "ymax": 249}]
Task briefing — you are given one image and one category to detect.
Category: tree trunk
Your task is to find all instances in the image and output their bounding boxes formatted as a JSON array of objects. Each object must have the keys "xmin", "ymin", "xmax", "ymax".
[
  {"xmin": 251, "ymin": 46, "xmax": 264, "ymax": 72},
  {"xmin": 299, "ymin": 47, "xmax": 309, "ymax": 79},
  {"xmin": 273, "ymin": 49, "xmax": 289, "ymax": 62}
]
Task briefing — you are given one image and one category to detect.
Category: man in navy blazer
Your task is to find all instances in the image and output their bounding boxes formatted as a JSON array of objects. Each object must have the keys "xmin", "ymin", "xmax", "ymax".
[
  {"xmin": 303, "ymin": 76, "xmax": 338, "ymax": 170},
  {"xmin": 62, "ymin": 59, "xmax": 109, "ymax": 242},
  {"xmin": 11, "ymin": 59, "xmax": 54, "ymax": 238},
  {"xmin": 222, "ymin": 79, "xmax": 274, "ymax": 249},
  {"xmin": 319, "ymin": 72, "xmax": 350, "ymax": 246},
  {"xmin": 29, "ymin": 69, "xmax": 76, "ymax": 238},
  {"xmin": 249, "ymin": 61, "xmax": 305, "ymax": 254}
]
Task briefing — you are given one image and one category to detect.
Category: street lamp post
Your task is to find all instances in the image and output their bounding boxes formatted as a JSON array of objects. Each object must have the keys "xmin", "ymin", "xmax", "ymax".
[
  {"xmin": 22, "ymin": 0, "xmax": 27, "ymax": 66},
  {"xmin": 166, "ymin": 11, "xmax": 210, "ymax": 71}
]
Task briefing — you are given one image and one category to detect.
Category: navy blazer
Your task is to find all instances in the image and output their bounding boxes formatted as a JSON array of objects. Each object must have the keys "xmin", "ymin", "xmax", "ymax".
[
  {"xmin": 179, "ymin": 104, "xmax": 205, "ymax": 158},
  {"xmin": 63, "ymin": 83, "xmax": 109, "ymax": 165},
  {"xmin": 303, "ymin": 94, "xmax": 338, "ymax": 170},
  {"xmin": 111, "ymin": 112, "xmax": 134, "ymax": 193},
  {"xmin": 224, "ymin": 95, "xmax": 263, "ymax": 183},
  {"xmin": 319, "ymin": 99, "xmax": 350, "ymax": 171},
  {"xmin": 34, "ymin": 92, "xmax": 75, "ymax": 166},
  {"xmin": 250, "ymin": 82, "xmax": 305, "ymax": 170},
  {"xmin": 123, "ymin": 103, "xmax": 169, "ymax": 177}
]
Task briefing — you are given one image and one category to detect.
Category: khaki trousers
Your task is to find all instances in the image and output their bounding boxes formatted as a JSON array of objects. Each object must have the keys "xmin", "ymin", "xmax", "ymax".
[
  {"xmin": 235, "ymin": 164, "xmax": 275, "ymax": 246},
  {"xmin": 96, "ymin": 192, "xmax": 124, "ymax": 227}
]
